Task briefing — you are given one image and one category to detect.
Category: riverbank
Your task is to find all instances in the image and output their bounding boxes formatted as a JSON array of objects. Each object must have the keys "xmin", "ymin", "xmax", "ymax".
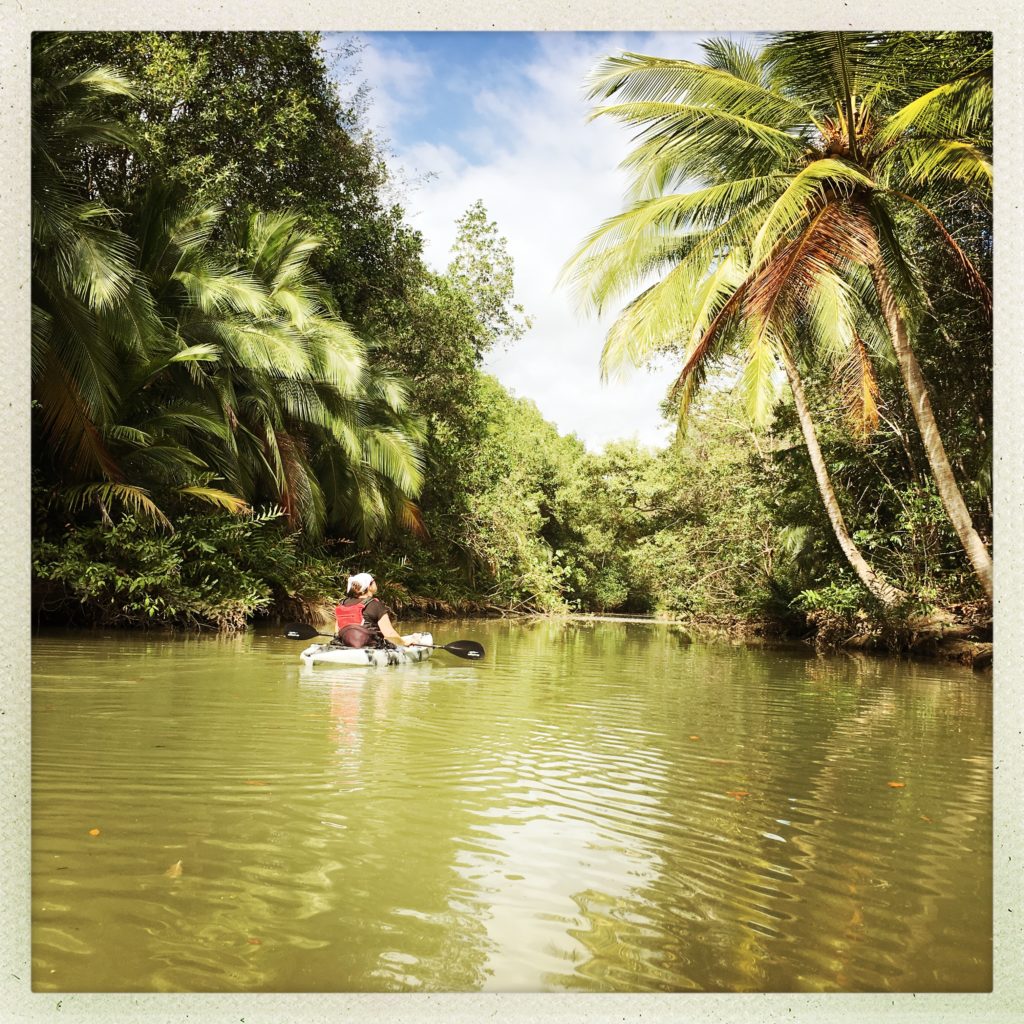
[
  {"xmin": 564, "ymin": 610, "xmax": 993, "ymax": 669},
  {"xmin": 34, "ymin": 560, "xmax": 992, "ymax": 669},
  {"xmin": 303, "ymin": 599, "xmax": 994, "ymax": 669}
]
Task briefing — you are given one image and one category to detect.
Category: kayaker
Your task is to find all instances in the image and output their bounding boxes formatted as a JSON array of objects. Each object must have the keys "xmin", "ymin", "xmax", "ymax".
[{"xmin": 334, "ymin": 573, "xmax": 411, "ymax": 649}]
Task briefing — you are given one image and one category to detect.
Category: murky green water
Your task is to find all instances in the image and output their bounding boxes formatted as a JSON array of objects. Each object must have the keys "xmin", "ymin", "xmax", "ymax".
[{"xmin": 32, "ymin": 618, "xmax": 991, "ymax": 993}]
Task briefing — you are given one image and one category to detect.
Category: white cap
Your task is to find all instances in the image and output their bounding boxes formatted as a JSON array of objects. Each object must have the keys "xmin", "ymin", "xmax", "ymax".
[{"xmin": 346, "ymin": 572, "xmax": 375, "ymax": 593}]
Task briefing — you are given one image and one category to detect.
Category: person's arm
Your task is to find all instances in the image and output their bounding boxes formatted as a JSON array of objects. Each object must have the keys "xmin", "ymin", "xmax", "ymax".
[{"xmin": 376, "ymin": 613, "xmax": 408, "ymax": 646}]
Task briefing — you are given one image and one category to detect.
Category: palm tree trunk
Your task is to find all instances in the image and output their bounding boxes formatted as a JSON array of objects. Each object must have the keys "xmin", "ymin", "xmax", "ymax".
[
  {"xmin": 869, "ymin": 260, "xmax": 993, "ymax": 601},
  {"xmin": 780, "ymin": 347, "xmax": 905, "ymax": 608}
]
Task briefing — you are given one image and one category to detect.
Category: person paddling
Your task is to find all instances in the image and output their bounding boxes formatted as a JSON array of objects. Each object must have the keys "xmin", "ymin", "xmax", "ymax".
[{"xmin": 334, "ymin": 573, "xmax": 411, "ymax": 649}]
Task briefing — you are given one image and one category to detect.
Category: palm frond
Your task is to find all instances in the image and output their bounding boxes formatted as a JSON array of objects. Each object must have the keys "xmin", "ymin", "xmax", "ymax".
[
  {"xmin": 178, "ymin": 486, "xmax": 251, "ymax": 514},
  {"xmin": 166, "ymin": 343, "xmax": 222, "ymax": 365},
  {"xmin": 586, "ymin": 51, "xmax": 820, "ymax": 129},
  {"xmin": 273, "ymin": 428, "xmax": 321, "ymax": 535},
  {"xmin": 591, "ymin": 101, "xmax": 805, "ymax": 164},
  {"xmin": 65, "ymin": 482, "xmax": 171, "ymax": 529},
  {"xmin": 362, "ymin": 428, "xmax": 425, "ymax": 497},
  {"xmin": 667, "ymin": 278, "xmax": 751, "ymax": 421},
  {"xmin": 699, "ymin": 38, "xmax": 765, "ymax": 85},
  {"xmin": 883, "ymin": 189, "xmax": 991, "ymax": 314},
  {"xmin": 215, "ymin": 321, "xmax": 314, "ymax": 376},
  {"xmin": 44, "ymin": 63, "xmax": 137, "ymax": 102},
  {"xmin": 172, "ymin": 265, "xmax": 269, "ymax": 318},
  {"xmin": 863, "ymin": 193, "xmax": 924, "ymax": 319},
  {"xmin": 835, "ymin": 332, "xmax": 880, "ymax": 438},
  {"xmin": 738, "ymin": 319, "xmax": 780, "ymax": 427},
  {"xmin": 365, "ymin": 370, "xmax": 413, "ymax": 414},
  {"xmin": 307, "ymin": 318, "xmax": 365, "ymax": 393},
  {"xmin": 804, "ymin": 272, "xmax": 858, "ymax": 366},
  {"xmin": 600, "ymin": 249, "xmax": 747, "ymax": 380},
  {"xmin": 873, "ymin": 68, "xmax": 992, "ymax": 147},
  {"xmin": 562, "ymin": 177, "xmax": 783, "ymax": 314},
  {"xmin": 33, "ymin": 200, "xmax": 140, "ymax": 313},
  {"xmin": 34, "ymin": 340, "xmax": 123, "ymax": 480},
  {"xmin": 142, "ymin": 407, "xmax": 234, "ymax": 442},
  {"xmin": 106, "ymin": 424, "xmax": 153, "ymax": 446},
  {"xmin": 761, "ymin": 31, "xmax": 882, "ymax": 129},
  {"xmin": 876, "ymin": 140, "xmax": 992, "ymax": 192},
  {"xmin": 748, "ymin": 202, "xmax": 878, "ymax": 327},
  {"xmin": 397, "ymin": 498, "xmax": 429, "ymax": 538},
  {"xmin": 750, "ymin": 158, "xmax": 874, "ymax": 265}
]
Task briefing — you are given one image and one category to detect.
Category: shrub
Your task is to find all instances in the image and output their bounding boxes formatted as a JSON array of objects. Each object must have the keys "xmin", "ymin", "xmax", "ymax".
[{"xmin": 32, "ymin": 510, "xmax": 346, "ymax": 630}]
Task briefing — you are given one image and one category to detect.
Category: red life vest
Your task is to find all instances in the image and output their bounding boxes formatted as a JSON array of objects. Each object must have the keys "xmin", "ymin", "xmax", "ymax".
[{"xmin": 335, "ymin": 599, "xmax": 368, "ymax": 631}]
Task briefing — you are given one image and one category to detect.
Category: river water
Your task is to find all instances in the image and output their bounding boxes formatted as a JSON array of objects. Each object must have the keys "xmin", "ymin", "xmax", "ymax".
[{"xmin": 31, "ymin": 618, "xmax": 991, "ymax": 993}]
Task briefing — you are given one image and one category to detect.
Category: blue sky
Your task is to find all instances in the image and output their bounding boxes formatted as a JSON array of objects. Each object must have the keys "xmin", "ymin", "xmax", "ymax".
[
  {"xmin": 323, "ymin": 31, "xmax": 753, "ymax": 450},
  {"xmin": 358, "ymin": 32, "xmax": 539, "ymax": 158}
]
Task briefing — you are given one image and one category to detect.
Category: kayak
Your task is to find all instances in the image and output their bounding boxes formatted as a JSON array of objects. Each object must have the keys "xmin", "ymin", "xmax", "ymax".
[{"xmin": 299, "ymin": 632, "xmax": 434, "ymax": 668}]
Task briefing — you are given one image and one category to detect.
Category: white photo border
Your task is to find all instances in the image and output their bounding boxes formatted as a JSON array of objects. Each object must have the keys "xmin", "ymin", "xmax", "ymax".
[{"xmin": 2, "ymin": 3, "xmax": 1019, "ymax": 1022}]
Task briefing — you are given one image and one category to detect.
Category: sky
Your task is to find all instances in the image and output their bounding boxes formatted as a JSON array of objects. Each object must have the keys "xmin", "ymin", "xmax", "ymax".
[{"xmin": 321, "ymin": 31, "xmax": 750, "ymax": 451}]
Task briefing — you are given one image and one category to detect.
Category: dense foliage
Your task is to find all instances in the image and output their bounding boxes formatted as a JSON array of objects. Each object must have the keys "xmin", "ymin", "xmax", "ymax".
[
  {"xmin": 32, "ymin": 31, "xmax": 991, "ymax": 644},
  {"xmin": 33, "ymin": 509, "xmax": 337, "ymax": 631},
  {"xmin": 565, "ymin": 30, "xmax": 992, "ymax": 621}
]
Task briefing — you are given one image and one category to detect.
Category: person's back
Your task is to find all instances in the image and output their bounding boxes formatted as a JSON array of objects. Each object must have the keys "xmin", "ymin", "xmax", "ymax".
[
  {"xmin": 334, "ymin": 572, "xmax": 410, "ymax": 650},
  {"xmin": 334, "ymin": 595, "xmax": 373, "ymax": 647}
]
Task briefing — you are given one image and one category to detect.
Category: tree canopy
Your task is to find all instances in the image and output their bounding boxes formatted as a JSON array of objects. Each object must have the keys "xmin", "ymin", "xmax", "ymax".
[{"xmin": 32, "ymin": 30, "xmax": 992, "ymax": 646}]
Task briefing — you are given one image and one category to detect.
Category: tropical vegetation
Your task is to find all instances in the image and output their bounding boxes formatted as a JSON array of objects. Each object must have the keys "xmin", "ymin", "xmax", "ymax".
[
  {"xmin": 31, "ymin": 31, "xmax": 992, "ymax": 657},
  {"xmin": 564, "ymin": 31, "xmax": 991, "ymax": 623}
]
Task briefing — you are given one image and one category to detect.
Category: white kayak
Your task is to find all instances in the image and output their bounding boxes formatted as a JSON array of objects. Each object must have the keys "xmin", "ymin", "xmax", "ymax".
[{"xmin": 300, "ymin": 632, "xmax": 434, "ymax": 668}]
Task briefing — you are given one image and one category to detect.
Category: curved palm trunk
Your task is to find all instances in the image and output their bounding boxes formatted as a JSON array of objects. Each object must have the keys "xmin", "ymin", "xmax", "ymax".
[
  {"xmin": 780, "ymin": 348, "xmax": 905, "ymax": 608},
  {"xmin": 869, "ymin": 261, "xmax": 994, "ymax": 601}
]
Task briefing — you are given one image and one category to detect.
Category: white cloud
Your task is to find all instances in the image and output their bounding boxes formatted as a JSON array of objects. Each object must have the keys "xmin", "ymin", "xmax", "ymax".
[
  {"xmin": 350, "ymin": 32, "xmax": 710, "ymax": 452},
  {"xmin": 346, "ymin": 35, "xmax": 435, "ymax": 142}
]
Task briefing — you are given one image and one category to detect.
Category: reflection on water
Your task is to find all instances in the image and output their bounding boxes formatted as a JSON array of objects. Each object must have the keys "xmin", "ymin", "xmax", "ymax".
[{"xmin": 32, "ymin": 619, "xmax": 991, "ymax": 992}]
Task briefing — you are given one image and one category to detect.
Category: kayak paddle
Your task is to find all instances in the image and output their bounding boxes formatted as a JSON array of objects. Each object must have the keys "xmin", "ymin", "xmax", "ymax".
[
  {"xmin": 283, "ymin": 623, "xmax": 335, "ymax": 641},
  {"xmin": 281, "ymin": 623, "xmax": 485, "ymax": 661}
]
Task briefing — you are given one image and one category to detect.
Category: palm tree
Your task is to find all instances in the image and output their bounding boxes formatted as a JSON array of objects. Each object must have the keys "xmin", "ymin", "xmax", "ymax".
[
  {"xmin": 32, "ymin": 36, "xmax": 426, "ymax": 544},
  {"xmin": 130, "ymin": 188, "xmax": 425, "ymax": 541},
  {"xmin": 31, "ymin": 36, "xmax": 222, "ymax": 526},
  {"xmin": 31, "ymin": 33, "xmax": 149, "ymax": 485},
  {"xmin": 564, "ymin": 32, "xmax": 992, "ymax": 600}
]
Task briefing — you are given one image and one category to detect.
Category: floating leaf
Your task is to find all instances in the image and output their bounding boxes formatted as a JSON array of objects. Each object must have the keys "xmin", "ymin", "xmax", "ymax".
[
  {"xmin": 247, "ymin": 937, "xmax": 262, "ymax": 946},
  {"xmin": 689, "ymin": 735, "xmax": 700, "ymax": 741},
  {"xmin": 887, "ymin": 781, "xmax": 906, "ymax": 788},
  {"xmin": 727, "ymin": 790, "xmax": 750, "ymax": 799},
  {"xmin": 164, "ymin": 860, "xmax": 183, "ymax": 879},
  {"xmin": 921, "ymin": 815, "xmax": 932, "ymax": 822},
  {"xmin": 88, "ymin": 828, "xmax": 101, "ymax": 837}
]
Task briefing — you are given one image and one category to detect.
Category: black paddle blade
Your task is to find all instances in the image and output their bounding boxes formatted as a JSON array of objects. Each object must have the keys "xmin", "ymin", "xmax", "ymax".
[
  {"xmin": 283, "ymin": 622, "xmax": 321, "ymax": 640},
  {"xmin": 443, "ymin": 640, "xmax": 485, "ymax": 660}
]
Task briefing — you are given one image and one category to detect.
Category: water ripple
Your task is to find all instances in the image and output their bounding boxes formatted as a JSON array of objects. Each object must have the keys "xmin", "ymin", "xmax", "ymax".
[{"xmin": 32, "ymin": 622, "xmax": 991, "ymax": 993}]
